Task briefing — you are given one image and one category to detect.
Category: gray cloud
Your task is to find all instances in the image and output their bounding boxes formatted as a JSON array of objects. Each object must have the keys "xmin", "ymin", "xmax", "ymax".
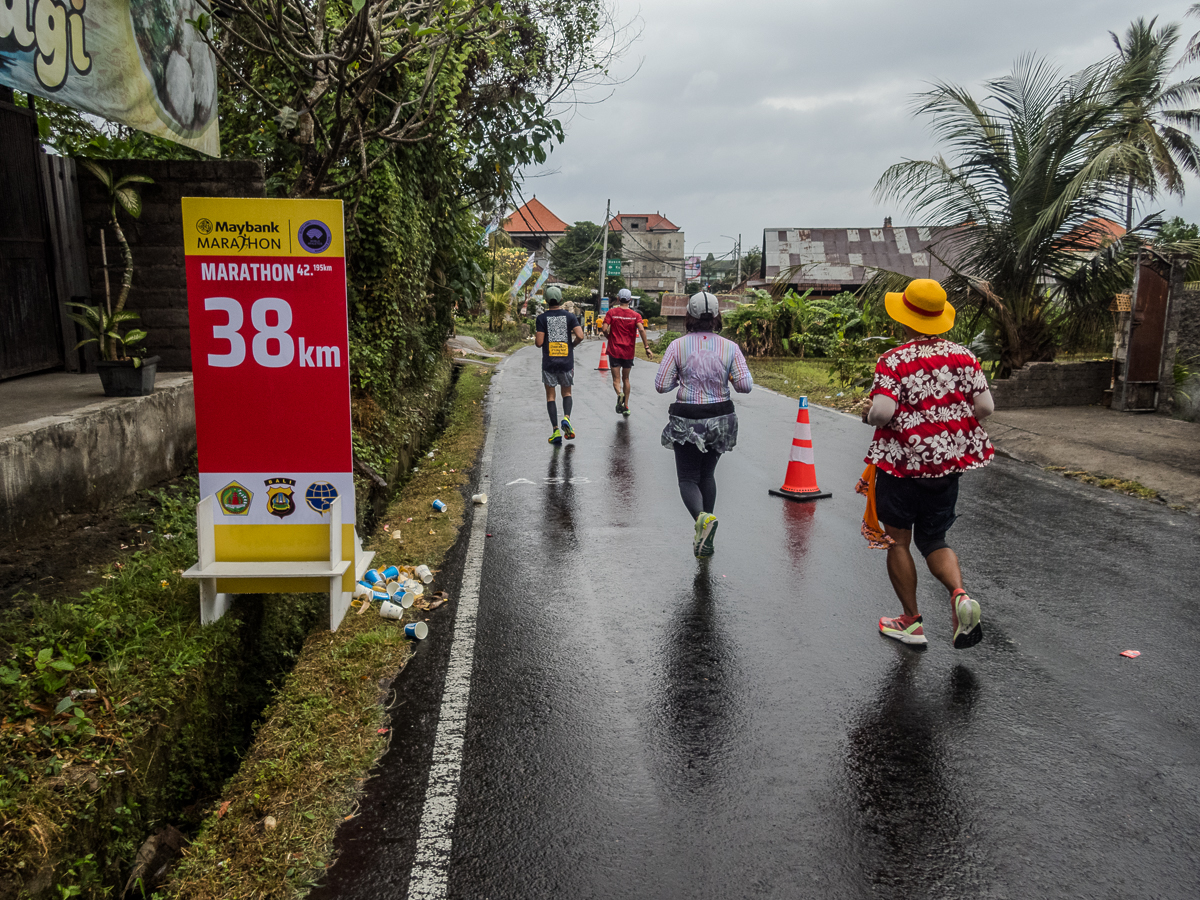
[{"xmin": 524, "ymin": 0, "xmax": 1200, "ymax": 257}]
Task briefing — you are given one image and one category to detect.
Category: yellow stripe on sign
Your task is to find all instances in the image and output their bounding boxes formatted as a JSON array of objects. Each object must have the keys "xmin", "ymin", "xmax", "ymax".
[
  {"xmin": 214, "ymin": 523, "xmax": 357, "ymax": 593},
  {"xmin": 182, "ymin": 198, "xmax": 345, "ymax": 258}
]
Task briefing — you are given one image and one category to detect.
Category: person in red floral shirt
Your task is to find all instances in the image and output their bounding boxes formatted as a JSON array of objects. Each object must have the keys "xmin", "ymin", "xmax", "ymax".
[{"xmin": 860, "ymin": 278, "xmax": 995, "ymax": 650}]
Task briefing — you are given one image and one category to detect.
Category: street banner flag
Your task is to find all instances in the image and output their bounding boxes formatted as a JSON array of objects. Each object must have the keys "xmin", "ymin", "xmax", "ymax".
[
  {"xmin": 510, "ymin": 252, "xmax": 536, "ymax": 296},
  {"xmin": 0, "ymin": 0, "xmax": 220, "ymax": 156},
  {"xmin": 480, "ymin": 212, "xmax": 502, "ymax": 245},
  {"xmin": 530, "ymin": 262, "xmax": 552, "ymax": 295},
  {"xmin": 685, "ymin": 256, "xmax": 701, "ymax": 279},
  {"xmin": 181, "ymin": 197, "xmax": 357, "ymax": 594}
]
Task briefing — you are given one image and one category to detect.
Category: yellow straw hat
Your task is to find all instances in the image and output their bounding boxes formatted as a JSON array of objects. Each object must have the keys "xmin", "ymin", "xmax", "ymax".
[{"xmin": 884, "ymin": 278, "xmax": 956, "ymax": 335}]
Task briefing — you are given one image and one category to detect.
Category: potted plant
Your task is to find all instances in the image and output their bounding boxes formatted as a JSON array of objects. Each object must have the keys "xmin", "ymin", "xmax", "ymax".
[{"xmin": 67, "ymin": 160, "xmax": 157, "ymax": 397}]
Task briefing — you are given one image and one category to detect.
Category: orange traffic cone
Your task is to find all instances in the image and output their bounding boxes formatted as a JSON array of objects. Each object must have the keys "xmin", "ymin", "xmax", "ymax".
[
  {"xmin": 597, "ymin": 341, "xmax": 610, "ymax": 371},
  {"xmin": 769, "ymin": 396, "xmax": 832, "ymax": 501}
]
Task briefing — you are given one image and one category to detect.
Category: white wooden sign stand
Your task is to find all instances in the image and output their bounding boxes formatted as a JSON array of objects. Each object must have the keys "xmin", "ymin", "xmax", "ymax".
[{"xmin": 182, "ymin": 496, "xmax": 375, "ymax": 631}]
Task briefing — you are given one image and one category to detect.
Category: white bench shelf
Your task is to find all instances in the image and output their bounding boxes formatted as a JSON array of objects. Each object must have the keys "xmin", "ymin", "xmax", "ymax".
[{"xmin": 182, "ymin": 494, "xmax": 373, "ymax": 631}]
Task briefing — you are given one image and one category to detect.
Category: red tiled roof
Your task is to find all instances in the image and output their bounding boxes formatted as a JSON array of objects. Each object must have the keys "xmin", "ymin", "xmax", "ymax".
[
  {"xmin": 610, "ymin": 213, "xmax": 680, "ymax": 232},
  {"xmin": 503, "ymin": 196, "xmax": 569, "ymax": 235},
  {"xmin": 1063, "ymin": 217, "xmax": 1126, "ymax": 249}
]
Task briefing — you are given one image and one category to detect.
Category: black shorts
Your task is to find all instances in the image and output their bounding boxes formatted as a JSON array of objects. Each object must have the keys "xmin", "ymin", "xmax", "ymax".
[
  {"xmin": 608, "ymin": 356, "xmax": 634, "ymax": 369},
  {"xmin": 875, "ymin": 470, "xmax": 961, "ymax": 557}
]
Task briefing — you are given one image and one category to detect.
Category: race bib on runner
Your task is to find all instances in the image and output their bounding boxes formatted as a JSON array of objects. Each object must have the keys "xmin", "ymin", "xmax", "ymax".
[{"xmin": 548, "ymin": 342, "xmax": 568, "ymax": 357}]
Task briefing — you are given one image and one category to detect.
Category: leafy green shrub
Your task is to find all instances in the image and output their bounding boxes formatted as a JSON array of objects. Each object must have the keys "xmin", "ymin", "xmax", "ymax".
[{"xmin": 653, "ymin": 331, "xmax": 681, "ymax": 354}]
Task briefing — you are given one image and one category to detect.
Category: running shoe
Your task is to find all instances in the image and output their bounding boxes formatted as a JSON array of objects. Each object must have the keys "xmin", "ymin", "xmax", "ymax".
[
  {"xmin": 548, "ymin": 428, "xmax": 563, "ymax": 446},
  {"xmin": 615, "ymin": 395, "xmax": 624, "ymax": 414},
  {"xmin": 621, "ymin": 398, "xmax": 630, "ymax": 417},
  {"xmin": 694, "ymin": 513, "xmax": 718, "ymax": 558},
  {"xmin": 879, "ymin": 614, "xmax": 927, "ymax": 647},
  {"xmin": 561, "ymin": 416, "xmax": 575, "ymax": 440},
  {"xmin": 952, "ymin": 589, "xmax": 983, "ymax": 649}
]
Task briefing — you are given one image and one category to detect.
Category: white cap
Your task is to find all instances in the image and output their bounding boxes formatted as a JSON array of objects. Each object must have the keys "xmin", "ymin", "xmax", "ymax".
[
  {"xmin": 686, "ymin": 291, "xmax": 720, "ymax": 318},
  {"xmin": 617, "ymin": 288, "xmax": 632, "ymax": 301}
]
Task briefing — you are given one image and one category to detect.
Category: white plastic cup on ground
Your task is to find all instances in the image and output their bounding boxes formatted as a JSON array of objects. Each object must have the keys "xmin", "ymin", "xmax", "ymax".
[
  {"xmin": 380, "ymin": 600, "xmax": 404, "ymax": 620},
  {"xmin": 386, "ymin": 581, "xmax": 402, "ymax": 596},
  {"xmin": 415, "ymin": 564, "xmax": 433, "ymax": 584},
  {"xmin": 472, "ymin": 493, "xmax": 488, "ymax": 505},
  {"xmin": 404, "ymin": 621, "xmax": 429, "ymax": 640},
  {"xmin": 399, "ymin": 592, "xmax": 416, "ymax": 609},
  {"xmin": 353, "ymin": 582, "xmax": 373, "ymax": 599},
  {"xmin": 403, "ymin": 579, "xmax": 424, "ymax": 596}
]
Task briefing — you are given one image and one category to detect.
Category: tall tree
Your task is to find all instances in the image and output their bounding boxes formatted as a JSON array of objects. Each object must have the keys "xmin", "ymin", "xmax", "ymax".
[
  {"xmin": 1102, "ymin": 17, "xmax": 1200, "ymax": 230},
  {"xmin": 873, "ymin": 56, "xmax": 1154, "ymax": 375},
  {"xmin": 550, "ymin": 220, "xmax": 622, "ymax": 288}
]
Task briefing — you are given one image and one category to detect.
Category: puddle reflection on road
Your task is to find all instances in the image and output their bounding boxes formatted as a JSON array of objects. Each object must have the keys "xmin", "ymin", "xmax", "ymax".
[
  {"xmin": 542, "ymin": 445, "xmax": 578, "ymax": 545},
  {"xmin": 842, "ymin": 655, "xmax": 986, "ymax": 894},
  {"xmin": 652, "ymin": 567, "xmax": 745, "ymax": 794}
]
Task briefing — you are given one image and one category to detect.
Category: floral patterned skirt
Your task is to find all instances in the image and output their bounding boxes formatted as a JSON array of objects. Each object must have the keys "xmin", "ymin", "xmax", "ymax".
[{"xmin": 661, "ymin": 413, "xmax": 739, "ymax": 454}]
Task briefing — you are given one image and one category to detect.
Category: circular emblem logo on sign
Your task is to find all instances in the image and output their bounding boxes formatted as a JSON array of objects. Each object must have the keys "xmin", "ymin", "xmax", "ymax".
[
  {"xmin": 305, "ymin": 481, "xmax": 339, "ymax": 513},
  {"xmin": 298, "ymin": 219, "xmax": 332, "ymax": 254},
  {"xmin": 197, "ymin": 218, "xmax": 213, "ymax": 235},
  {"xmin": 217, "ymin": 481, "xmax": 252, "ymax": 515}
]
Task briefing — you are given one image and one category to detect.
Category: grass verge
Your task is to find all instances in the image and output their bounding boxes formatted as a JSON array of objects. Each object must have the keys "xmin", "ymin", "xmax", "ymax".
[
  {"xmin": 1, "ymin": 479, "xmax": 328, "ymax": 899},
  {"xmin": 166, "ymin": 363, "xmax": 495, "ymax": 900},
  {"xmin": 1043, "ymin": 466, "xmax": 1161, "ymax": 501},
  {"xmin": 745, "ymin": 357, "xmax": 866, "ymax": 412}
]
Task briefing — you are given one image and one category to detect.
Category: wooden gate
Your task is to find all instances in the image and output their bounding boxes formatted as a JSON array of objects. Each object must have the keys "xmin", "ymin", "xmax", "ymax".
[
  {"xmin": 0, "ymin": 94, "xmax": 89, "ymax": 380},
  {"xmin": 1114, "ymin": 253, "xmax": 1172, "ymax": 411}
]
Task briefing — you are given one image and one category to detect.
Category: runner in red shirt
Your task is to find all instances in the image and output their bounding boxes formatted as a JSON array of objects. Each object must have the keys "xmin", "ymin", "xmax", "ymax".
[
  {"xmin": 860, "ymin": 278, "xmax": 995, "ymax": 650},
  {"xmin": 603, "ymin": 289, "xmax": 654, "ymax": 415}
]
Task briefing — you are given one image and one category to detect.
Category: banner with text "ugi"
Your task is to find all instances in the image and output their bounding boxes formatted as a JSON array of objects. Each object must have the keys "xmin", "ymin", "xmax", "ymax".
[
  {"xmin": 0, "ymin": 0, "xmax": 219, "ymax": 156},
  {"xmin": 182, "ymin": 197, "xmax": 354, "ymax": 593}
]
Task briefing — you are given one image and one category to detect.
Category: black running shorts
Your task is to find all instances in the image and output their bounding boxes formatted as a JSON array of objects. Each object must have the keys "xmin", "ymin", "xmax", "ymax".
[{"xmin": 874, "ymin": 469, "xmax": 961, "ymax": 557}]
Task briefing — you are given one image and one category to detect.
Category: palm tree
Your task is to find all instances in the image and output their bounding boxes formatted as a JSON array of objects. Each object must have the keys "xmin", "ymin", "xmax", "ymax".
[
  {"xmin": 872, "ymin": 56, "xmax": 1155, "ymax": 376},
  {"xmin": 1102, "ymin": 17, "xmax": 1200, "ymax": 230}
]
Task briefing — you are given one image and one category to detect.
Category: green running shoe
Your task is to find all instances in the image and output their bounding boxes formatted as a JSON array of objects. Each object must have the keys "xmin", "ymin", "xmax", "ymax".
[
  {"xmin": 615, "ymin": 395, "xmax": 624, "ymax": 414},
  {"xmin": 952, "ymin": 589, "xmax": 983, "ymax": 649},
  {"xmin": 561, "ymin": 416, "xmax": 575, "ymax": 440},
  {"xmin": 548, "ymin": 428, "xmax": 563, "ymax": 446},
  {"xmin": 694, "ymin": 513, "xmax": 718, "ymax": 557}
]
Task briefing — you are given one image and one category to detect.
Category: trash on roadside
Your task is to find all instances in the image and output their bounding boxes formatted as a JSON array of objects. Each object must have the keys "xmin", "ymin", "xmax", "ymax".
[
  {"xmin": 383, "ymin": 524, "xmax": 389, "ymax": 531},
  {"xmin": 377, "ymin": 727, "xmax": 389, "ymax": 735},
  {"xmin": 472, "ymin": 493, "xmax": 488, "ymax": 505},
  {"xmin": 379, "ymin": 600, "xmax": 404, "ymax": 620},
  {"xmin": 1120, "ymin": 650, "xmax": 1141, "ymax": 659},
  {"xmin": 432, "ymin": 499, "xmax": 447, "ymax": 512},
  {"xmin": 405, "ymin": 621, "xmax": 429, "ymax": 640},
  {"xmin": 426, "ymin": 451, "xmax": 436, "ymax": 458},
  {"xmin": 415, "ymin": 564, "xmax": 434, "ymax": 583},
  {"xmin": 392, "ymin": 531, "xmax": 403, "ymax": 541},
  {"xmin": 217, "ymin": 800, "xmax": 231, "ymax": 818},
  {"xmin": 363, "ymin": 569, "xmax": 383, "ymax": 585}
]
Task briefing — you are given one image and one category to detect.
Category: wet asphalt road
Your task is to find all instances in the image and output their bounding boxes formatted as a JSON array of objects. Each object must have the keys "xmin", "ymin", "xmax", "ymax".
[{"xmin": 316, "ymin": 341, "xmax": 1200, "ymax": 900}]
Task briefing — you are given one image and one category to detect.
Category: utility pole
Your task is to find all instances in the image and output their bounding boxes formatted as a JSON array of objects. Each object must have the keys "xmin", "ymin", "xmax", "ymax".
[
  {"xmin": 598, "ymin": 199, "xmax": 611, "ymax": 304},
  {"xmin": 737, "ymin": 233, "xmax": 742, "ymax": 285}
]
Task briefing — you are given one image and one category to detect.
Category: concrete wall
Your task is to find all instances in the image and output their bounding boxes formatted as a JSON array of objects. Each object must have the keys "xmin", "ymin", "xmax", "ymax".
[
  {"xmin": 0, "ymin": 376, "xmax": 196, "ymax": 534},
  {"xmin": 989, "ymin": 360, "xmax": 1111, "ymax": 409},
  {"xmin": 79, "ymin": 161, "xmax": 266, "ymax": 371}
]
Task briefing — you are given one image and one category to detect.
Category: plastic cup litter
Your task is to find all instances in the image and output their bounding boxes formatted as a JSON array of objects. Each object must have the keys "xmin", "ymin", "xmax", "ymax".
[
  {"xmin": 353, "ymin": 582, "xmax": 373, "ymax": 599},
  {"xmin": 471, "ymin": 493, "xmax": 488, "ymax": 505},
  {"xmin": 404, "ymin": 621, "xmax": 429, "ymax": 640},
  {"xmin": 432, "ymin": 499, "xmax": 447, "ymax": 512},
  {"xmin": 415, "ymin": 564, "xmax": 433, "ymax": 584},
  {"xmin": 399, "ymin": 592, "xmax": 416, "ymax": 609},
  {"xmin": 363, "ymin": 568, "xmax": 384, "ymax": 585},
  {"xmin": 386, "ymin": 581, "xmax": 402, "ymax": 597},
  {"xmin": 403, "ymin": 578, "xmax": 424, "ymax": 596},
  {"xmin": 381, "ymin": 565, "xmax": 400, "ymax": 580},
  {"xmin": 371, "ymin": 590, "xmax": 390, "ymax": 602},
  {"xmin": 379, "ymin": 600, "xmax": 404, "ymax": 620}
]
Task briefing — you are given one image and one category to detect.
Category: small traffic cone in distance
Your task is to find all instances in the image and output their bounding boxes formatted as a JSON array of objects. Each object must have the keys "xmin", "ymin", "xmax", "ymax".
[
  {"xmin": 769, "ymin": 396, "xmax": 832, "ymax": 501},
  {"xmin": 597, "ymin": 341, "xmax": 610, "ymax": 371}
]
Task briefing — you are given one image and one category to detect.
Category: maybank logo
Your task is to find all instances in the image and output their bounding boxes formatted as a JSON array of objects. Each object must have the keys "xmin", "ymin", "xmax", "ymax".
[
  {"xmin": 197, "ymin": 219, "xmax": 281, "ymax": 235},
  {"xmin": 196, "ymin": 219, "xmax": 284, "ymax": 251}
]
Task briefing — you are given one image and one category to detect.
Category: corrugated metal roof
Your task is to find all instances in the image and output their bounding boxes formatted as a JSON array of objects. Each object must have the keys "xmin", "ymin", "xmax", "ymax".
[
  {"xmin": 760, "ymin": 226, "xmax": 955, "ymax": 284},
  {"xmin": 661, "ymin": 293, "xmax": 743, "ymax": 317}
]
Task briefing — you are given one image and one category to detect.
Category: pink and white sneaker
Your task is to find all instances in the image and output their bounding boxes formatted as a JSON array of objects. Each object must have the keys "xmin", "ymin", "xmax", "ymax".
[{"xmin": 879, "ymin": 614, "xmax": 927, "ymax": 647}]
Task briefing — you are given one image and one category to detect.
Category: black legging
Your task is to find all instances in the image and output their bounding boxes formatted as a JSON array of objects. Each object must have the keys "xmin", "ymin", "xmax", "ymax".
[{"xmin": 673, "ymin": 441, "xmax": 721, "ymax": 519}]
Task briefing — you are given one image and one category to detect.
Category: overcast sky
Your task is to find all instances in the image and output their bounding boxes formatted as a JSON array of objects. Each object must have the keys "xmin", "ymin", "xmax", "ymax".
[{"xmin": 522, "ymin": 0, "xmax": 1200, "ymax": 261}]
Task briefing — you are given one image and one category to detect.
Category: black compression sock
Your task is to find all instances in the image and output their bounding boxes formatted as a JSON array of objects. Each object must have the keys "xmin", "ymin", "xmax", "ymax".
[
  {"xmin": 563, "ymin": 396, "xmax": 573, "ymax": 417},
  {"xmin": 547, "ymin": 400, "xmax": 558, "ymax": 428}
]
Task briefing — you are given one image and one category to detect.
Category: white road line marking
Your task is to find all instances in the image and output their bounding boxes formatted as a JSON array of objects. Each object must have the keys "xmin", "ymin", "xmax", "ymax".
[{"xmin": 406, "ymin": 375, "xmax": 498, "ymax": 900}]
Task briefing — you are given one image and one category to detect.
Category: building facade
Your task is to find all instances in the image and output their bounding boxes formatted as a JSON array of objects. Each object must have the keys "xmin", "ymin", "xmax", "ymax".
[{"xmin": 610, "ymin": 213, "xmax": 685, "ymax": 296}]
